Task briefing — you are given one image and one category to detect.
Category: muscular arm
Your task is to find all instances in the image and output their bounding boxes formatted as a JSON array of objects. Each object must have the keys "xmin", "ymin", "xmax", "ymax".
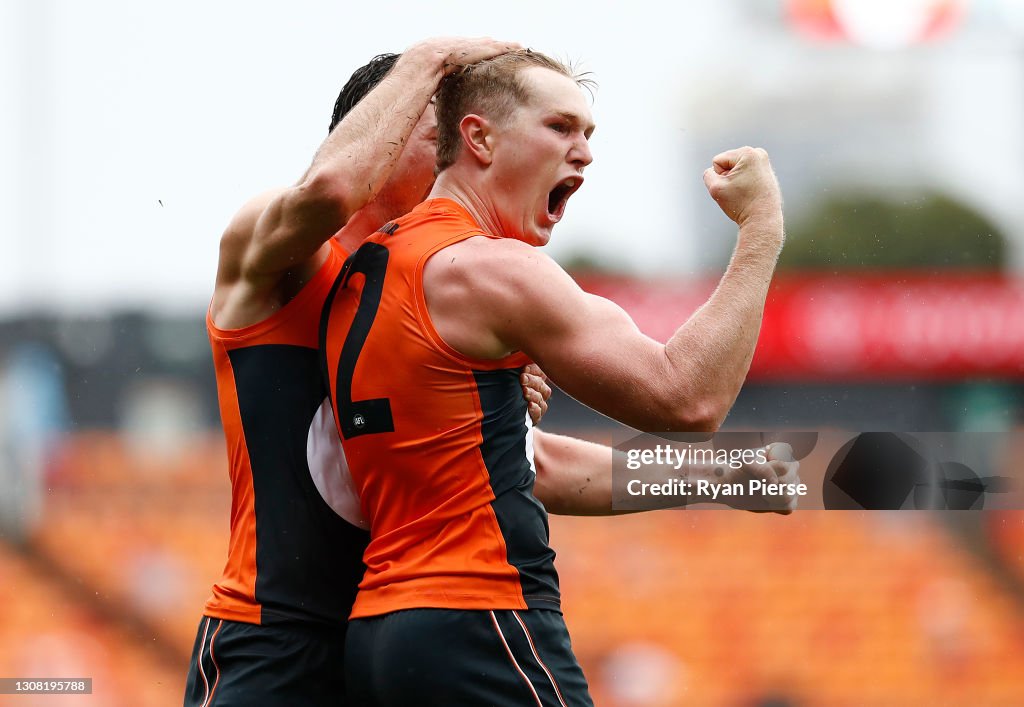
[
  {"xmin": 426, "ymin": 147, "xmax": 784, "ymax": 433},
  {"xmin": 212, "ymin": 37, "xmax": 519, "ymax": 329},
  {"xmin": 532, "ymin": 430, "xmax": 799, "ymax": 516},
  {"xmin": 429, "ymin": 243, "xmax": 776, "ymax": 432}
]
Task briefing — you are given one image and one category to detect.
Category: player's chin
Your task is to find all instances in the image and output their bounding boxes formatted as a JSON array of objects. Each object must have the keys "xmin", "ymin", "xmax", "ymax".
[
  {"xmin": 520, "ymin": 225, "xmax": 551, "ymax": 247},
  {"xmin": 532, "ymin": 220, "xmax": 555, "ymax": 246}
]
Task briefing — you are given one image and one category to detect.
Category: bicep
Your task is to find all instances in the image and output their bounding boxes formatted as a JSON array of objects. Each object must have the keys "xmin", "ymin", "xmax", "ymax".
[
  {"xmin": 210, "ymin": 188, "xmax": 326, "ymax": 329},
  {"xmin": 243, "ymin": 187, "xmax": 312, "ymax": 278},
  {"xmin": 243, "ymin": 173, "xmax": 349, "ymax": 280},
  {"xmin": 431, "ymin": 242, "xmax": 680, "ymax": 431},
  {"xmin": 495, "ymin": 267, "xmax": 674, "ymax": 430},
  {"xmin": 210, "ymin": 194, "xmax": 277, "ymax": 315},
  {"xmin": 214, "ymin": 188, "xmax": 289, "ymax": 285}
]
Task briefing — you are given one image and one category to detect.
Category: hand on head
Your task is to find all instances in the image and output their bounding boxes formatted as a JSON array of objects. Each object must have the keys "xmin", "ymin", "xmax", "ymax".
[{"xmin": 406, "ymin": 37, "xmax": 524, "ymax": 76}]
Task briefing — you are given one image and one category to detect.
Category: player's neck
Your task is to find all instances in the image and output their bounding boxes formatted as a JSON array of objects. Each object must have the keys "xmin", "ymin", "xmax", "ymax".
[{"xmin": 430, "ymin": 170, "xmax": 503, "ymax": 237}]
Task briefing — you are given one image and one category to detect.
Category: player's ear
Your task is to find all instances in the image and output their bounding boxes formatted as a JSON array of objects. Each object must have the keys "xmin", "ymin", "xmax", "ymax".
[{"xmin": 459, "ymin": 114, "xmax": 494, "ymax": 166}]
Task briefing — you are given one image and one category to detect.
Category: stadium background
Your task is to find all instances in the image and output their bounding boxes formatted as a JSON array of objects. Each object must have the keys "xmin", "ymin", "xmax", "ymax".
[{"xmin": 3, "ymin": 0, "xmax": 1024, "ymax": 704}]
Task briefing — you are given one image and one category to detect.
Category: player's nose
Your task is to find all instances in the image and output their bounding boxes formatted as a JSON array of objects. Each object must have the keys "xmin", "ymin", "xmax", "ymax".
[{"xmin": 569, "ymin": 137, "xmax": 593, "ymax": 170}]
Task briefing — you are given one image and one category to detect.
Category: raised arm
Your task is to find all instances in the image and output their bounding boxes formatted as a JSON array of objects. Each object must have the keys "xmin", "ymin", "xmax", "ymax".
[
  {"xmin": 425, "ymin": 147, "xmax": 784, "ymax": 432},
  {"xmin": 213, "ymin": 37, "xmax": 519, "ymax": 329}
]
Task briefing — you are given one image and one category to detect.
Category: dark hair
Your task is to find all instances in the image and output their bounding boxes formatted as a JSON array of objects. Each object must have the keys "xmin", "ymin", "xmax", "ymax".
[
  {"xmin": 329, "ymin": 53, "xmax": 400, "ymax": 133},
  {"xmin": 435, "ymin": 50, "xmax": 587, "ymax": 172}
]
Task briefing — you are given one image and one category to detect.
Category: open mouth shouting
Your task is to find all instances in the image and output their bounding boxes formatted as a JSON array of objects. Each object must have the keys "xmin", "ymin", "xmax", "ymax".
[{"xmin": 546, "ymin": 175, "xmax": 584, "ymax": 224}]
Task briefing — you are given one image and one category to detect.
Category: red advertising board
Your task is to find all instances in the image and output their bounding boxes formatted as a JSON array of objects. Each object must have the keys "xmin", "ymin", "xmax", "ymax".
[{"xmin": 577, "ymin": 273, "xmax": 1024, "ymax": 380}]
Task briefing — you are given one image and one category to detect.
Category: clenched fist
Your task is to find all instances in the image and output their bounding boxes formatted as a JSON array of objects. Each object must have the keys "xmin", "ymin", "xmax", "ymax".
[
  {"xmin": 703, "ymin": 146, "xmax": 783, "ymax": 234},
  {"xmin": 718, "ymin": 442, "xmax": 803, "ymax": 514}
]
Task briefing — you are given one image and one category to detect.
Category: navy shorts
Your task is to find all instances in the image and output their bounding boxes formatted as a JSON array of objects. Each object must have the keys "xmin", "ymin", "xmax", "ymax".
[
  {"xmin": 183, "ymin": 616, "xmax": 348, "ymax": 706},
  {"xmin": 345, "ymin": 608, "xmax": 592, "ymax": 706}
]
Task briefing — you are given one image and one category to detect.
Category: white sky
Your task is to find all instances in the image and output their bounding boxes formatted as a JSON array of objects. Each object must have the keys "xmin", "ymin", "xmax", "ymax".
[
  {"xmin": 0, "ymin": 0, "xmax": 742, "ymax": 314},
  {"xmin": 2, "ymin": 0, "xmax": 1022, "ymax": 314}
]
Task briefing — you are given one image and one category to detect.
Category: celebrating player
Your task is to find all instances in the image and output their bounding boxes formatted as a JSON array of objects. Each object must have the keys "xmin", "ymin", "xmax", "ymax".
[
  {"xmin": 189, "ymin": 39, "xmax": 797, "ymax": 706},
  {"xmin": 322, "ymin": 50, "xmax": 790, "ymax": 705},
  {"xmin": 185, "ymin": 38, "xmax": 532, "ymax": 706}
]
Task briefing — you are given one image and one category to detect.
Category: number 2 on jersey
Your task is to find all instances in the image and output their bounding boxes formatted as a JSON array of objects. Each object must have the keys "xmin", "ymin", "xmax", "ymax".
[{"xmin": 333, "ymin": 242, "xmax": 394, "ymax": 439}]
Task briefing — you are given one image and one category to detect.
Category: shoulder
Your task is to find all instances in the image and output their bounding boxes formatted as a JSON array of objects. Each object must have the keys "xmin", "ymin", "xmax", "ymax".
[
  {"xmin": 428, "ymin": 236, "xmax": 563, "ymax": 292},
  {"xmin": 217, "ymin": 188, "xmax": 287, "ymax": 282},
  {"xmin": 422, "ymin": 236, "xmax": 583, "ymax": 353},
  {"xmin": 211, "ymin": 187, "xmax": 330, "ymax": 329},
  {"xmin": 456, "ymin": 238, "xmax": 581, "ymax": 319}
]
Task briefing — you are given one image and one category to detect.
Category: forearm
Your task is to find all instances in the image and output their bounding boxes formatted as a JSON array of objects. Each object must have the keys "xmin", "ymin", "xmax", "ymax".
[
  {"xmin": 534, "ymin": 430, "xmax": 771, "ymax": 516},
  {"xmin": 533, "ymin": 431, "xmax": 617, "ymax": 516},
  {"xmin": 662, "ymin": 213, "xmax": 784, "ymax": 430},
  {"xmin": 303, "ymin": 46, "xmax": 443, "ymax": 212},
  {"xmin": 247, "ymin": 45, "xmax": 450, "ymax": 276}
]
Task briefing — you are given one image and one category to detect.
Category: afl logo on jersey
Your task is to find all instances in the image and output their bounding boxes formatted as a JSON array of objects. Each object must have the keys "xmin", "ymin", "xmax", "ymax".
[{"xmin": 353, "ymin": 414, "xmax": 366, "ymax": 429}]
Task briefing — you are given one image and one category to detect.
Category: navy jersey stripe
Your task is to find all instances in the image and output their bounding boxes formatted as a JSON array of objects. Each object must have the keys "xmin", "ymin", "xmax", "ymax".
[
  {"xmin": 318, "ymin": 262, "xmax": 347, "ymax": 409},
  {"xmin": 473, "ymin": 368, "xmax": 561, "ymax": 611},
  {"xmin": 228, "ymin": 344, "xmax": 369, "ymax": 625}
]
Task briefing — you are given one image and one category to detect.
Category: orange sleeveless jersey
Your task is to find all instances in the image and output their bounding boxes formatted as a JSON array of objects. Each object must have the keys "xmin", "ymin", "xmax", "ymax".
[
  {"xmin": 205, "ymin": 239, "xmax": 370, "ymax": 626},
  {"xmin": 321, "ymin": 198, "xmax": 560, "ymax": 619}
]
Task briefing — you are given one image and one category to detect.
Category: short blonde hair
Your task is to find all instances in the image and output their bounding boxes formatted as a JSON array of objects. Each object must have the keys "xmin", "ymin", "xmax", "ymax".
[{"xmin": 435, "ymin": 50, "xmax": 588, "ymax": 172}]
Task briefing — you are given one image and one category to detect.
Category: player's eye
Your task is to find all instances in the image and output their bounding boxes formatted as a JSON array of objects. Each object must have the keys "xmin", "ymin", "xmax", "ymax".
[{"xmin": 549, "ymin": 122, "xmax": 569, "ymax": 134}]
